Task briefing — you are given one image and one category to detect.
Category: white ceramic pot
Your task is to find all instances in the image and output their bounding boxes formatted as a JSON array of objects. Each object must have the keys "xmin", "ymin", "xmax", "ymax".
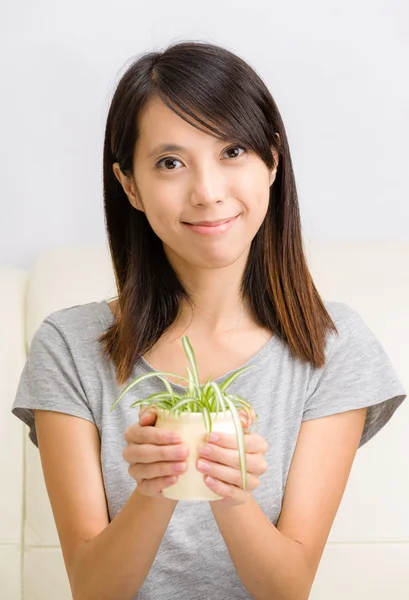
[{"xmin": 155, "ymin": 409, "xmax": 238, "ymax": 501}]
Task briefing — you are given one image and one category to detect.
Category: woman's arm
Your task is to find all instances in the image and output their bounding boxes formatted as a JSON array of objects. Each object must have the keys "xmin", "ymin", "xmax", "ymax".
[
  {"xmin": 34, "ymin": 410, "xmax": 177, "ymax": 600},
  {"xmin": 211, "ymin": 495, "xmax": 309, "ymax": 600},
  {"xmin": 210, "ymin": 407, "xmax": 367, "ymax": 600},
  {"xmin": 71, "ymin": 488, "xmax": 177, "ymax": 600}
]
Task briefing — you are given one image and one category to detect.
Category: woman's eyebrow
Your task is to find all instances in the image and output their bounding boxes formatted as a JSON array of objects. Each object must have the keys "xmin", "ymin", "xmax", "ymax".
[
  {"xmin": 147, "ymin": 143, "xmax": 187, "ymax": 159},
  {"xmin": 147, "ymin": 137, "xmax": 227, "ymax": 159}
]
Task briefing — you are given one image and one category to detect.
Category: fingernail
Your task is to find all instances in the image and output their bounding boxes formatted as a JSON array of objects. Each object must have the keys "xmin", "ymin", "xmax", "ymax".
[
  {"xmin": 206, "ymin": 476, "xmax": 216, "ymax": 486},
  {"xmin": 197, "ymin": 459, "xmax": 210, "ymax": 472},
  {"xmin": 209, "ymin": 432, "xmax": 218, "ymax": 442},
  {"xmin": 174, "ymin": 462, "xmax": 187, "ymax": 473},
  {"xmin": 141, "ymin": 411, "xmax": 154, "ymax": 421}
]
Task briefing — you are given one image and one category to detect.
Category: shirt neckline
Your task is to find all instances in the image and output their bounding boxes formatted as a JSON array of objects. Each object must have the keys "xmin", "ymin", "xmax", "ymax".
[{"xmin": 99, "ymin": 299, "xmax": 280, "ymax": 391}]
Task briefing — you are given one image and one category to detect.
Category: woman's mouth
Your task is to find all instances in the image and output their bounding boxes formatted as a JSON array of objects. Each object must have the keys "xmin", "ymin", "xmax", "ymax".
[{"xmin": 183, "ymin": 214, "xmax": 240, "ymax": 236}]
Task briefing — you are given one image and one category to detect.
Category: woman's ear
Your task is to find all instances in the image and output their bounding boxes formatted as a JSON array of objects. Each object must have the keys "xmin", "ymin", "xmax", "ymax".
[
  {"xmin": 269, "ymin": 144, "xmax": 280, "ymax": 186},
  {"xmin": 112, "ymin": 162, "xmax": 145, "ymax": 212}
]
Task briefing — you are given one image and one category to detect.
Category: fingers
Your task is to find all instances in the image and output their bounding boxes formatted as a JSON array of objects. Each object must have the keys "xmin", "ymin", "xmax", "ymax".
[
  {"xmin": 202, "ymin": 431, "xmax": 268, "ymax": 454},
  {"xmin": 139, "ymin": 407, "xmax": 157, "ymax": 424},
  {"xmin": 239, "ymin": 408, "xmax": 257, "ymax": 429},
  {"xmin": 124, "ymin": 420, "xmax": 182, "ymax": 445},
  {"xmin": 198, "ymin": 443, "xmax": 268, "ymax": 475},
  {"xmin": 129, "ymin": 457, "xmax": 188, "ymax": 482},
  {"xmin": 122, "ymin": 408, "xmax": 190, "ymax": 499},
  {"xmin": 123, "ymin": 441, "xmax": 189, "ymax": 465},
  {"xmin": 139, "ymin": 475, "xmax": 179, "ymax": 497},
  {"xmin": 197, "ymin": 460, "xmax": 261, "ymax": 490}
]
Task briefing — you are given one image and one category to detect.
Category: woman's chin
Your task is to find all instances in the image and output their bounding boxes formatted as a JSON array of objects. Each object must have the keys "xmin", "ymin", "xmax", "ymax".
[
  {"xmin": 193, "ymin": 248, "xmax": 250, "ymax": 270},
  {"xmin": 163, "ymin": 239, "xmax": 251, "ymax": 271}
]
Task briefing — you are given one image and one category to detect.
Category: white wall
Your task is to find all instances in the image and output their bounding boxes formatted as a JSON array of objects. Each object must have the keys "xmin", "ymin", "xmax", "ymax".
[{"xmin": 2, "ymin": 0, "xmax": 408, "ymax": 270}]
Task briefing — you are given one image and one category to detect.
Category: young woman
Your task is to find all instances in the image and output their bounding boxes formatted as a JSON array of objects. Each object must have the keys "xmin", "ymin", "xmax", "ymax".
[{"xmin": 12, "ymin": 41, "xmax": 407, "ymax": 600}]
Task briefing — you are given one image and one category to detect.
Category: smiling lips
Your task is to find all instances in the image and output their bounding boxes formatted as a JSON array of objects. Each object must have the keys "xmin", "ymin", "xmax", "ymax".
[
  {"xmin": 187, "ymin": 216, "xmax": 237, "ymax": 226},
  {"xmin": 183, "ymin": 214, "xmax": 240, "ymax": 236}
]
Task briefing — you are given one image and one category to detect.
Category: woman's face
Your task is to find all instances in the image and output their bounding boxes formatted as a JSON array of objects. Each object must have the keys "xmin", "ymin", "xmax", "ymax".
[{"xmin": 113, "ymin": 97, "xmax": 279, "ymax": 271}]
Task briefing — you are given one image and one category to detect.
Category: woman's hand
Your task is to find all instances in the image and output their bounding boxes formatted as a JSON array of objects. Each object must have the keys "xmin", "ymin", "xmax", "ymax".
[
  {"xmin": 122, "ymin": 407, "xmax": 190, "ymax": 499},
  {"xmin": 196, "ymin": 410, "xmax": 268, "ymax": 508}
]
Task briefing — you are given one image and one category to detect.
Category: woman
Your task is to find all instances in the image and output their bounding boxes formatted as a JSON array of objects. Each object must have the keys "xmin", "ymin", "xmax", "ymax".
[{"xmin": 11, "ymin": 40, "xmax": 407, "ymax": 599}]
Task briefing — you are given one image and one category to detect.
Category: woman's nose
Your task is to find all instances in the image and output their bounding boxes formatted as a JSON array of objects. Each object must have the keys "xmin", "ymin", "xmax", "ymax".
[{"xmin": 189, "ymin": 167, "xmax": 226, "ymax": 206}]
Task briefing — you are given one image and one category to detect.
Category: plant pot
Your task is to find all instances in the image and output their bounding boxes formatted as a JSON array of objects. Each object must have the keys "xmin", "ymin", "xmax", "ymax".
[{"xmin": 155, "ymin": 408, "xmax": 238, "ymax": 501}]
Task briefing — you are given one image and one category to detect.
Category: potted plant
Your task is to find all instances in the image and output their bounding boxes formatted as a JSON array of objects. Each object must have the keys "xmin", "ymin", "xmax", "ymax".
[{"xmin": 110, "ymin": 335, "xmax": 258, "ymax": 501}]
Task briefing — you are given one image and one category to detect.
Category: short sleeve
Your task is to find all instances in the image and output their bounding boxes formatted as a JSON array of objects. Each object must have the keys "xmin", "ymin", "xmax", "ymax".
[
  {"xmin": 11, "ymin": 317, "xmax": 96, "ymax": 449},
  {"xmin": 303, "ymin": 311, "xmax": 407, "ymax": 448}
]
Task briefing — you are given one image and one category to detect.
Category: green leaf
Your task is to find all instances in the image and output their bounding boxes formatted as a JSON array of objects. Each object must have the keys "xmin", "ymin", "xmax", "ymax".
[
  {"xmin": 186, "ymin": 366, "xmax": 197, "ymax": 398},
  {"xmin": 145, "ymin": 391, "xmax": 177, "ymax": 402},
  {"xmin": 201, "ymin": 405, "xmax": 212, "ymax": 443},
  {"xmin": 202, "ymin": 376, "xmax": 211, "ymax": 393},
  {"xmin": 222, "ymin": 396, "xmax": 247, "ymax": 490},
  {"xmin": 182, "ymin": 336, "xmax": 200, "ymax": 389},
  {"xmin": 219, "ymin": 365, "xmax": 256, "ymax": 392},
  {"xmin": 128, "ymin": 399, "xmax": 151, "ymax": 409},
  {"xmin": 156, "ymin": 375, "xmax": 175, "ymax": 403},
  {"xmin": 110, "ymin": 370, "xmax": 191, "ymax": 413},
  {"xmin": 209, "ymin": 382, "xmax": 227, "ymax": 413},
  {"xmin": 169, "ymin": 397, "xmax": 198, "ymax": 414},
  {"xmin": 128, "ymin": 398, "xmax": 167, "ymax": 411},
  {"xmin": 202, "ymin": 380, "xmax": 211, "ymax": 399},
  {"xmin": 228, "ymin": 394, "xmax": 258, "ymax": 420}
]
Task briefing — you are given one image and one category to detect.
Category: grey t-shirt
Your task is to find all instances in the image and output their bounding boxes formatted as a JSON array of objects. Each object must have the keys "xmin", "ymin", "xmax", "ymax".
[{"xmin": 11, "ymin": 299, "xmax": 407, "ymax": 599}]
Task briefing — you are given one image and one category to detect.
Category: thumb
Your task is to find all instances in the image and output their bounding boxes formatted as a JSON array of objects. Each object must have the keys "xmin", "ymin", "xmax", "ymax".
[
  {"xmin": 239, "ymin": 408, "xmax": 256, "ymax": 429},
  {"xmin": 139, "ymin": 408, "xmax": 157, "ymax": 425}
]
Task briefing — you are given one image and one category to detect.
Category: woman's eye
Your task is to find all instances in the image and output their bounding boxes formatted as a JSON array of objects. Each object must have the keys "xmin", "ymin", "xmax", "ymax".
[
  {"xmin": 155, "ymin": 146, "xmax": 246, "ymax": 170},
  {"xmin": 223, "ymin": 146, "xmax": 246, "ymax": 159},
  {"xmin": 155, "ymin": 157, "xmax": 182, "ymax": 170}
]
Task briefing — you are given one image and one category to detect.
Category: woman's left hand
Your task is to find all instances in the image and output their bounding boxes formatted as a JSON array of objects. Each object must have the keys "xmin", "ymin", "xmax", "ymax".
[{"xmin": 196, "ymin": 410, "xmax": 269, "ymax": 508}]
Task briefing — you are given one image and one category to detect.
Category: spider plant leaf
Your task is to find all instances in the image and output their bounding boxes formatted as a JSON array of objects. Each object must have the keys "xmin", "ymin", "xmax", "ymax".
[
  {"xmin": 156, "ymin": 375, "xmax": 175, "ymax": 402},
  {"xmin": 169, "ymin": 397, "xmax": 198, "ymax": 414},
  {"xmin": 209, "ymin": 382, "xmax": 227, "ymax": 413},
  {"xmin": 222, "ymin": 395, "xmax": 248, "ymax": 491},
  {"xmin": 226, "ymin": 396, "xmax": 253, "ymax": 428},
  {"xmin": 129, "ymin": 399, "xmax": 172, "ymax": 413},
  {"xmin": 128, "ymin": 398, "xmax": 151, "ymax": 409},
  {"xmin": 201, "ymin": 405, "xmax": 212, "ymax": 443},
  {"xmin": 227, "ymin": 394, "xmax": 259, "ymax": 421},
  {"xmin": 110, "ymin": 370, "xmax": 191, "ymax": 412},
  {"xmin": 145, "ymin": 391, "xmax": 179, "ymax": 403},
  {"xmin": 227, "ymin": 393, "xmax": 254, "ymax": 408},
  {"xmin": 186, "ymin": 366, "xmax": 197, "ymax": 397},
  {"xmin": 202, "ymin": 376, "xmax": 212, "ymax": 395},
  {"xmin": 182, "ymin": 336, "xmax": 200, "ymax": 388},
  {"xmin": 219, "ymin": 365, "xmax": 256, "ymax": 393}
]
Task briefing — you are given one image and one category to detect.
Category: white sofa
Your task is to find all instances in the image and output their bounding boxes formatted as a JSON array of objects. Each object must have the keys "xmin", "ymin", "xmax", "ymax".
[{"xmin": 2, "ymin": 241, "xmax": 408, "ymax": 600}]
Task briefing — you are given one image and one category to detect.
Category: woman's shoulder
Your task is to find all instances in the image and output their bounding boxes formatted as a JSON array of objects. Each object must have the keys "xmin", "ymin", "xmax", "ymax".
[
  {"xmin": 322, "ymin": 299, "xmax": 359, "ymax": 328},
  {"xmin": 26, "ymin": 300, "xmax": 115, "ymax": 368},
  {"xmin": 41, "ymin": 299, "xmax": 114, "ymax": 337}
]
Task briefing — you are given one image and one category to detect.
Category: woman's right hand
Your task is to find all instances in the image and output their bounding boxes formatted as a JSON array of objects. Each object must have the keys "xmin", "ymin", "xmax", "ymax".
[{"xmin": 122, "ymin": 408, "xmax": 190, "ymax": 498}]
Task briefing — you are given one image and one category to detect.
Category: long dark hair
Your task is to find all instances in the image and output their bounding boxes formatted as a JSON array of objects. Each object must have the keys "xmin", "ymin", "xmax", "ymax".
[{"xmin": 98, "ymin": 40, "xmax": 338, "ymax": 386}]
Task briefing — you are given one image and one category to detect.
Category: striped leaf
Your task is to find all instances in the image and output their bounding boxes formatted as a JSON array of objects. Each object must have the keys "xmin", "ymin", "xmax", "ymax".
[
  {"xmin": 186, "ymin": 367, "xmax": 197, "ymax": 398},
  {"xmin": 222, "ymin": 395, "xmax": 248, "ymax": 491},
  {"xmin": 156, "ymin": 375, "xmax": 174, "ymax": 402},
  {"xmin": 209, "ymin": 382, "xmax": 227, "ymax": 413},
  {"xmin": 182, "ymin": 336, "xmax": 200, "ymax": 388},
  {"xmin": 110, "ymin": 370, "xmax": 191, "ymax": 413},
  {"xmin": 219, "ymin": 365, "xmax": 256, "ymax": 392},
  {"xmin": 145, "ymin": 391, "xmax": 180, "ymax": 402},
  {"xmin": 201, "ymin": 405, "xmax": 213, "ymax": 443},
  {"xmin": 169, "ymin": 397, "xmax": 198, "ymax": 414}
]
